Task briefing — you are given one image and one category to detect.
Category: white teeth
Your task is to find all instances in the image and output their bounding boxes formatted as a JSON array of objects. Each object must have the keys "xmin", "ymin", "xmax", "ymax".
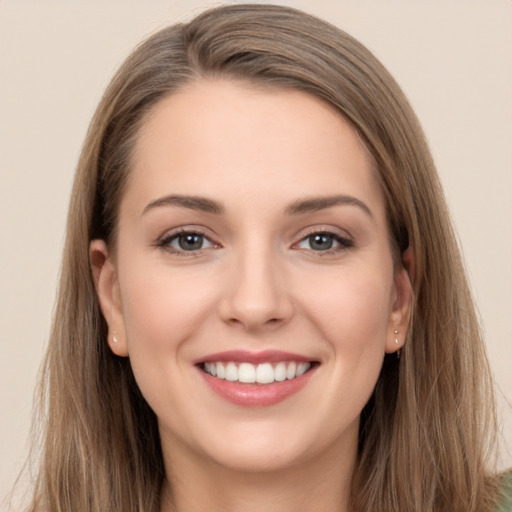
[
  {"xmin": 203, "ymin": 361, "xmax": 312, "ymax": 383},
  {"xmin": 204, "ymin": 362, "xmax": 217, "ymax": 376},
  {"xmin": 256, "ymin": 363, "xmax": 274, "ymax": 384},
  {"xmin": 225, "ymin": 362, "xmax": 238, "ymax": 381},
  {"xmin": 238, "ymin": 362, "xmax": 256, "ymax": 383},
  {"xmin": 286, "ymin": 361, "xmax": 296, "ymax": 379},
  {"xmin": 296, "ymin": 362, "xmax": 309, "ymax": 377},
  {"xmin": 216, "ymin": 362, "xmax": 226, "ymax": 379},
  {"xmin": 274, "ymin": 362, "xmax": 287, "ymax": 382}
]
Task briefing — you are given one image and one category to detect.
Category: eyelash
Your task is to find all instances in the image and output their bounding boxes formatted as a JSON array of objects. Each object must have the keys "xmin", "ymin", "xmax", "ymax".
[
  {"xmin": 156, "ymin": 229, "xmax": 218, "ymax": 256},
  {"xmin": 293, "ymin": 230, "xmax": 354, "ymax": 255},
  {"xmin": 156, "ymin": 228, "xmax": 354, "ymax": 256}
]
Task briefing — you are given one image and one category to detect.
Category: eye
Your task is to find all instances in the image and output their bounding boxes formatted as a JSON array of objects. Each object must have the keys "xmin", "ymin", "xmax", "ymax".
[
  {"xmin": 296, "ymin": 231, "xmax": 353, "ymax": 252},
  {"xmin": 158, "ymin": 231, "xmax": 216, "ymax": 253}
]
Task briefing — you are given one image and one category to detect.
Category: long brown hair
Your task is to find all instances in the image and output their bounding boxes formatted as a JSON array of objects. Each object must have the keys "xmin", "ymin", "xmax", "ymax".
[{"xmin": 24, "ymin": 4, "xmax": 501, "ymax": 511}]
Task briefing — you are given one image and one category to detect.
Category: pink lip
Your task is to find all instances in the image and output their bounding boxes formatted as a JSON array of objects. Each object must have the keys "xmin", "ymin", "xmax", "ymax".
[
  {"xmin": 195, "ymin": 350, "xmax": 318, "ymax": 407},
  {"xmin": 195, "ymin": 349, "xmax": 314, "ymax": 365}
]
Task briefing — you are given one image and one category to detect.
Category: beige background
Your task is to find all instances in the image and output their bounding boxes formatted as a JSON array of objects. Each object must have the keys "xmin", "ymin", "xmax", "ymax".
[{"xmin": 1, "ymin": 0, "xmax": 511, "ymax": 504}]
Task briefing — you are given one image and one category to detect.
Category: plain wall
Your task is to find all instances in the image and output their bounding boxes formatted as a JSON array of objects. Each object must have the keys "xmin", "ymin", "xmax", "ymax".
[{"xmin": 1, "ymin": 0, "xmax": 511, "ymax": 504}]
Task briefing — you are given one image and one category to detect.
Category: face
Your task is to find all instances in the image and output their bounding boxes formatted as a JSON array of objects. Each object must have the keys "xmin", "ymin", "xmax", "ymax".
[{"xmin": 92, "ymin": 79, "xmax": 411, "ymax": 475}]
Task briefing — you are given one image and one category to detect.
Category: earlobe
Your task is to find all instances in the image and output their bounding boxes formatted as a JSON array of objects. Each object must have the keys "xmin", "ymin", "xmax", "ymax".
[
  {"xmin": 89, "ymin": 239, "xmax": 129, "ymax": 357},
  {"xmin": 385, "ymin": 251, "xmax": 414, "ymax": 354}
]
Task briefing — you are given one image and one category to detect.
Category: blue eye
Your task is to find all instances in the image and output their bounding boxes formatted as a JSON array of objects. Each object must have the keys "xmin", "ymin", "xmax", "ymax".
[
  {"xmin": 160, "ymin": 231, "xmax": 215, "ymax": 253},
  {"xmin": 297, "ymin": 232, "xmax": 352, "ymax": 252}
]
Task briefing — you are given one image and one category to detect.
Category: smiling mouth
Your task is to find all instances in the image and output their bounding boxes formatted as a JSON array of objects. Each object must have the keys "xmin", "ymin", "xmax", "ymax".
[{"xmin": 201, "ymin": 361, "xmax": 314, "ymax": 384}]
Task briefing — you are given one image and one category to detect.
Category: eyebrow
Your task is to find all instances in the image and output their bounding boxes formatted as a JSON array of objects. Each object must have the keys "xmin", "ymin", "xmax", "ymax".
[
  {"xmin": 142, "ymin": 194, "xmax": 225, "ymax": 216},
  {"xmin": 284, "ymin": 195, "xmax": 373, "ymax": 218},
  {"xmin": 141, "ymin": 193, "xmax": 373, "ymax": 219}
]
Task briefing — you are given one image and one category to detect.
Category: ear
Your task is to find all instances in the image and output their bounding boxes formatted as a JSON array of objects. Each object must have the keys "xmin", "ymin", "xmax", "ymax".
[
  {"xmin": 385, "ymin": 247, "xmax": 414, "ymax": 354},
  {"xmin": 90, "ymin": 239, "xmax": 128, "ymax": 357}
]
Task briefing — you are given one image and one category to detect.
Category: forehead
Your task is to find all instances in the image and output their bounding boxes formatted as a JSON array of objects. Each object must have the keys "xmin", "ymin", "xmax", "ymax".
[{"xmin": 125, "ymin": 79, "xmax": 385, "ymax": 219}]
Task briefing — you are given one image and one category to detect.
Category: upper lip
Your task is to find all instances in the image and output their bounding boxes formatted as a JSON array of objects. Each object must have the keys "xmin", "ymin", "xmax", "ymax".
[{"xmin": 194, "ymin": 350, "xmax": 316, "ymax": 365}]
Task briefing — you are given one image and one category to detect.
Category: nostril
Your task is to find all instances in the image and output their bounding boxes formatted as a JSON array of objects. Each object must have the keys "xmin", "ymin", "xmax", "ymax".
[{"xmin": 217, "ymin": 280, "xmax": 294, "ymax": 330}]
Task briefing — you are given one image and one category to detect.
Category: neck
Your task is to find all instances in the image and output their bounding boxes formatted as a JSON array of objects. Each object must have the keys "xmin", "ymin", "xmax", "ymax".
[{"xmin": 159, "ymin": 433, "xmax": 357, "ymax": 512}]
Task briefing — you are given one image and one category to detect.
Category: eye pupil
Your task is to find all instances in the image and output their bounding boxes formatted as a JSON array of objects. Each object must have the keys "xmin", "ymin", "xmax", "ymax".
[
  {"xmin": 309, "ymin": 233, "xmax": 333, "ymax": 250},
  {"xmin": 178, "ymin": 233, "xmax": 203, "ymax": 250}
]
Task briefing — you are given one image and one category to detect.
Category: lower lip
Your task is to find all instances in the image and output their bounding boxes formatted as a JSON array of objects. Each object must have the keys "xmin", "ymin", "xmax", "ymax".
[{"xmin": 198, "ymin": 366, "xmax": 317, "ymax": 407}]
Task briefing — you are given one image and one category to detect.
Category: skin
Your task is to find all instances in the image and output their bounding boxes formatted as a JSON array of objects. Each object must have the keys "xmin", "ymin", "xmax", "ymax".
[{"xmin": 91, "ymin": 79, "xmax": 412, "ymax": 512}]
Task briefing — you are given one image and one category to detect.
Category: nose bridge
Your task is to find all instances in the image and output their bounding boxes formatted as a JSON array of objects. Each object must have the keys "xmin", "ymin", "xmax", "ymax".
[{"xmin": 219, "ymin": 235, "xmax": 293, "ymax": 329}]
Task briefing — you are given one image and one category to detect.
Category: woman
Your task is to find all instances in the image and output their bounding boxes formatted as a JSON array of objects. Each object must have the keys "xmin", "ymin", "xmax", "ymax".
[{"xmin": 20, "ymin": 4, "xmax": 509, "ymax": 511}]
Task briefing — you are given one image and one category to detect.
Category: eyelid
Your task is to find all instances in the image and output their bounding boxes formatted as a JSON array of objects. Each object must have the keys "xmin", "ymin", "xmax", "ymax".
[
  {"xmin": 291, "ymin": 226, "xmax": 354, "ymax": 253},
  {"xmin": 155, "ymin": 226, "xmax": 221, "ymax": 255}
]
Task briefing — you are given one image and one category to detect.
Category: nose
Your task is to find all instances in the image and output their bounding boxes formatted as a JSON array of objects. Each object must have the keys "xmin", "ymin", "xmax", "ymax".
[{"xmin": 218, "ymin": 245, "xmax": 294, "ymax": 331}]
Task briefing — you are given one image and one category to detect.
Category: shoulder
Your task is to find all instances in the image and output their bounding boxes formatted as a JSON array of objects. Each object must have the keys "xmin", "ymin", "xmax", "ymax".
[{"xmin": 496, "ymin": 471, "xmax": 512, "ymax": 512}]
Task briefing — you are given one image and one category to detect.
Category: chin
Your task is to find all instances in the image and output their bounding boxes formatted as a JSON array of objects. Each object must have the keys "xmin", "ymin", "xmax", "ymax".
[
  {"xmin": 183, "ymin": 412, "xmax": 360, "ymax": 475},
  {"xmin": 203, "ymin": 435, "xmax": 312, "ymax": 473}
]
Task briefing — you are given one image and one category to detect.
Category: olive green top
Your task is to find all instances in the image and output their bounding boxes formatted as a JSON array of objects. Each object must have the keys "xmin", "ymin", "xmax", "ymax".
[{"xmin": 497, "ymin": 472, "xmax": 512, "ymax": 511}]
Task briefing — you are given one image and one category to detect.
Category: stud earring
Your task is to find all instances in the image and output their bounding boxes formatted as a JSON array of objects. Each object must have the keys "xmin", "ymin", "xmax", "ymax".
[
  {"xmin": 113, "ymin": 333, "xmax": 118, "ymax": 343},
  {"xmin": 394, "ymin": 329, "xmax": 402, "ymax": 359}
]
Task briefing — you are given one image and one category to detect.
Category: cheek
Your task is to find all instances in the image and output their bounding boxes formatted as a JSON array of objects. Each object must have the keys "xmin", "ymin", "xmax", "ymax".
[
  {"xmin": 299, "ymin": 264, "xmax": 393, "ymax": 402},
  {"xmin": 119, "ymin": 259, "xmax": 216, "ymax": 344},
  {"xmin": 116, "ymin": 260, "xmax": 219, "ymax": 417},
  {"xmin": 300, "ymin": 264, "xmax": 393, "ymax": 350}
]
